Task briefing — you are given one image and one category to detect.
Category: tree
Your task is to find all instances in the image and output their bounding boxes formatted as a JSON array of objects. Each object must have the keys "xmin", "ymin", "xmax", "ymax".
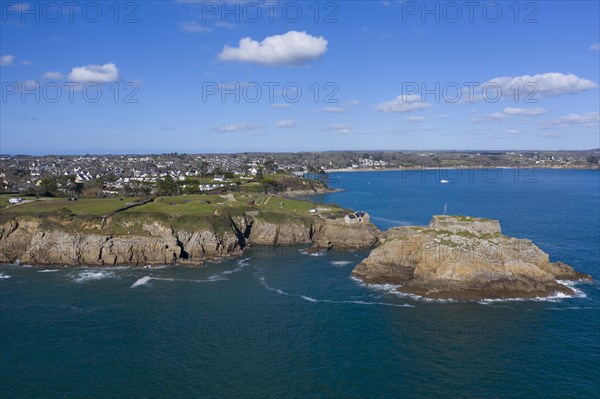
[
  {"xmin": 37, "ymin": 177, "xmax": 58, "ymax": 197},
  {"xmin": 156, "ymin": 176, "xmax": 179, "ymax": 196}
]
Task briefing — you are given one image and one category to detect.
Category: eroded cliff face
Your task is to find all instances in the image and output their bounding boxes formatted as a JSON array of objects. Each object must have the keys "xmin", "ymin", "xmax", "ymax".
[
  {"xmin": 352, "ymin": 217, "xmax": 592, "ymax": 300},
  {"xmin": 0, "ymin": 214, "xmax": 380, "ymax": 266},
  {"xmin": 312, "ymin": 220, "xmax": 380, "ymax": 250}
]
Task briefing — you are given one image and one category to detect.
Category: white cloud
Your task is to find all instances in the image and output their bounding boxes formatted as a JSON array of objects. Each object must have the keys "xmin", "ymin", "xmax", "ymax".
[
  {"xmin": 215, "ymin": 123, "xmax": 263, "ymax": 133},
  {"xmin": 486, "ymin": 107, "xmax": 547, "ymax": 120},
  {"xmin": 68, "ymin": 63, "xmax": 119, "ymax": 83},
  {"xmin": 479, "ymin": 73, "xmax": 597, "ymax": 99},
  {"xmin": 178, "ymin": 21, "xmax": 211, "ymax": 33},
  {"xmin": 42, "ymin": 71, "xmax": 66, "ymax": 79},
  {"xmin": 326, "ymin": 124, "xmax": 352, "ymax": 134},
  {"xmin": 550, "ymin": 112, "xmax": 600, "ymax": 127},
  {"xmin": 345, "ymin": 99, "xmax": 360, "ymax": 105},
  {"xmin": 503, "ymin": 107, "xmax": 546, "ymax": 116},
  {"xmin": 322, "ymin": 106, "xmax": 344, "ymax": 113},
  {"xmin": 485, "ymin": 112, "xmax": 506, "ymax": 120},
  {"xmin": 0, "ymin": 55, "xmax": 15, "ymax": 66},
  {"xmin": 218, "ymin": 31, "xmax": 328, "ymax": 66},
  {"xmin": 376, "ymin": 94, "xmax": 430, "ymax": 113},
  {"xmin": 271, "ymin": 103, "xmax": 291, "ymax": 109},
  {"xmin": 20, "ymin": 60, "xmax": 31, "ymax": 65},
  {"xmin": 276, "ymin": 120, "xmax": 297, "ymax": 128},
  {"xmin": 405, "ymin": 116, "xmax": 426, "ymax": 122},
  {"xmin": 589, "ymin": 43, "xmax": 600, "ymax": 51},
  {"xmin": 215, "ymin": 21, "xmax": 236, "ymax": 29}
]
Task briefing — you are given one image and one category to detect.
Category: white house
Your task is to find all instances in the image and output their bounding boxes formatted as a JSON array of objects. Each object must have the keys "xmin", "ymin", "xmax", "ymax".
[
  {"xmin": 213, "ymin": 175, "xmax": 226, "ymax": 182},
  {"xmin": 344, "ymin": 211, "xmax": 370, "ymax": 224}
]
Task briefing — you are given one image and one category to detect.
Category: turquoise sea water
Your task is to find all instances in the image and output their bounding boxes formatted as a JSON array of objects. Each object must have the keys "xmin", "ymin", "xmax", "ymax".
[{"xmin": 1, "ymin": 169, "xmax": 599, "ymax": 398}]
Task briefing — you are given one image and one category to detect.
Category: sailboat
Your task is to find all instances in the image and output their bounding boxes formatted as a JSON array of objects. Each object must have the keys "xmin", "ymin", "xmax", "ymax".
[{"xmin": 440, "ymin": 179, "xmax": 449, "ymax": 183}]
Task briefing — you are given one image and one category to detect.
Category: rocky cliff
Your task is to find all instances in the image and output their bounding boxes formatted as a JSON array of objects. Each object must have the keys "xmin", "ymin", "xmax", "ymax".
[
  {"xmin": 0, "ymin": 213, "xmax": 380, "ymax": 266},
  {"xmin": 352, "ymin": 216, "xmax": 591, "ymax": 300}
]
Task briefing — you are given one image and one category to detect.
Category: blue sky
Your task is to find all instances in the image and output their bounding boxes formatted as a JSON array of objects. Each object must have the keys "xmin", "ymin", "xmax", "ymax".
[{"xmin": 1, "ymin": 0, "xmax": 599, "ymax": 154}]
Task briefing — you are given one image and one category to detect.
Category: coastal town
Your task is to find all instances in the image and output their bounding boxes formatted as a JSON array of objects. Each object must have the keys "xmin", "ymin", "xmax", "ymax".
[{"xmin": 0, "ymin": 149, "xmax": 597, "ymax": 198}]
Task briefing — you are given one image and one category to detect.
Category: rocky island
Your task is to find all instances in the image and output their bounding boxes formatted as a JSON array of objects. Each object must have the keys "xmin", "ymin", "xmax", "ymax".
[{"xmin": 352, "ymin": 215, "xmax": 592, "ymax": 300}]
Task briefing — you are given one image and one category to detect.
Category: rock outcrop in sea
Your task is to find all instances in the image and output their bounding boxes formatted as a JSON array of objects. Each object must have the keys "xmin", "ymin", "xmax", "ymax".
[{"xmin": 352, "ymin": 215, "xmax": 592, "ymax": 300}]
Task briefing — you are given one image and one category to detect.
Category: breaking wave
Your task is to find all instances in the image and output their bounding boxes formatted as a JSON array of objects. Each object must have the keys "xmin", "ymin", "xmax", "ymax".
[
  {"xmin": 70, "ymin": 269, "xmax": 116, "ymax": 283},
  {"xmin": 330, "ymin": 260, "xmax": 354, "ymax": 266}
]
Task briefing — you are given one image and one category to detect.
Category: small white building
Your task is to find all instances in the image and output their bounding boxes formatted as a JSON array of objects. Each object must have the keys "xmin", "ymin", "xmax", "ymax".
[
  {"xmin": 9, "ymin": 197, "xmax": 23, "ymax": 204},
  {"xmin": 213, "ymin": 175, "xmax": 226, "ymax": 182},
  {"xmin": 344, "ymin": 211, "xmax": 370, "ymax": 224}
]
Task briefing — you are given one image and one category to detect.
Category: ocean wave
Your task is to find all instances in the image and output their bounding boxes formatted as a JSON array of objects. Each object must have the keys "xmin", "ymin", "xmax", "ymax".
[
  {"xmin": 352, "ymin": 276, "xmax": 589, "ymax": 304},
  {"xmin": 298, "ymin": 249, "xmax": 327, "ymax": 257},
  {"xmin": 206, "ymin": 257, "xmax": 251, "ymax": 281},
  {"xmin": 556, "ymin": 280, "xmax": 588, "ymax": 298},
  {"xmin": 330, "ymin": 260, "xmax": 354, "ymax": 266},
  {"xmin": 70, "ymin": 269, "xmax": 116, "ymax": 283},
  {"xmin": 131, "ymin": 276, "xmax": 153, "ymax": 288},
  {"xmin": 0, "ymin": 273, "xmax": 11, "ymax": 279},
  {"xmin": 38, "ymin": 269, "xmax": 60, "ymax": 273},
  {"xmin": 259, "ymin": 276, "xmax": 412, "ymax": 307}
]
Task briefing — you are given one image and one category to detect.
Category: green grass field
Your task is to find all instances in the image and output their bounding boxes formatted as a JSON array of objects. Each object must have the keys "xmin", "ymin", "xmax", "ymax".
[
  {"xmin": 0, "ymin": 193, "xmax": 350, "ymax": 233},
  {"xmin": 1, "ymin": 197, "xmax": 141, "ymax": 216}
]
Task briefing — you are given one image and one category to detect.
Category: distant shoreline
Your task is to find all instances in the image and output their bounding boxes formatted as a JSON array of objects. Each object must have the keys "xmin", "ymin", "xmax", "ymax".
[{"xmin": 324, "ymin": 166, "xmax": 599, "ymax": 173}]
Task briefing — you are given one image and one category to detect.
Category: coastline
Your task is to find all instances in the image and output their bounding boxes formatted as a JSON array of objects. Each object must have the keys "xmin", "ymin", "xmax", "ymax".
[{"xmin": 324, "ymin": 165, "xmax": 599, "ymax": 173}]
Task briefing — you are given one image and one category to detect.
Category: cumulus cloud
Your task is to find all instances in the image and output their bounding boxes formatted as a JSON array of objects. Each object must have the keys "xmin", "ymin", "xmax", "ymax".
[
  {"xmin": 0, "ymin": 54, "xmax": 15, "ymax": 66},
  {"xmin": 68, "ymin": 63, "xmax": 119, "ymax": 83},
  {"xmin": 376, "ymin": 94, "xmax": 430, "ymax": 113},
  {"xmin": 218, "ymin": 31, "xmax": 328, "ymax": 66},
  {"xmin": 178, "ymin": 21, "xmax": 211, "ymax": 33},
  {"xmin": 486, "ymin": 107, "xmax": 547, "ymax": 120},
  {"xmin": 550, "ymin": 112, "xmax": 599, "ymax": 127},
  {"xmin": 503, "ymin": 107, "xmax": 546, "ymax": 116},
  {"xmin": 589, "ymin": 43, "xmax": 600, "ymax": 51},
  {"xmin": 276, "ymin": 120, "xmax": 297, "ymax": 128},
  {"xmin": 42, "ymin": 71, "xmax": 66, "ymax": 79},
  {"xmin": 322, "ymin": 107, "xmax": 344, "ymax": 113},
  {"xmin": 214, "ymin": 123, "xmax": 263, "ymax": 133},
  {"xmin": 479, "ymin": 73, "xmax": 597, "ymax": 99}
]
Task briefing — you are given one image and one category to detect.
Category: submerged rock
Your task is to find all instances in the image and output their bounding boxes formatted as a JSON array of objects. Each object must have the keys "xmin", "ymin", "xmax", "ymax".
[{"xmin": 352, "ymin": 215, "xmax": 592, "ymax": 300}]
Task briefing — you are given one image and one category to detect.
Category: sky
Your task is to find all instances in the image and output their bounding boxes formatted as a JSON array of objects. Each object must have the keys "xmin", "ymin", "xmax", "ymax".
[{"xmin": 0, "ymin": 0, "xmax": 599, "ymax": 154}]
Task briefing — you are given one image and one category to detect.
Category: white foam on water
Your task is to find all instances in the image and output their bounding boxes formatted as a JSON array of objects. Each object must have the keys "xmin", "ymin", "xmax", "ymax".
[
  {"xmin": 38, "ymin": 269, "xmax": 60, "ymax": 273},
  {"xmin": 0, "ymin": 273, "xmax": 11, "ymax": 279},
  {"xmin": 299, "ymin": 249, "xmax": 327, "ymax": 257},
  {"xmin": 259, "ymin": 276, "xmax": 413, "ymax": 307},
  {"xmin": 330, "ymin": 260, "xmax": 354, "ymax": 266},
  {"xmin": 557, "ymin": 280, "xmax": 587, "ymax": 298},
  {"xmin": 204, "ymin": 257, "xmax": 251, "ymax": 281},
  {"xmin": 142, "ymin": 265, "xmax": 168, "ymax": 269},
  {"xmin": 70, "ymin": 269, "xmax": 115, "ymax": 283},
  {"xmin": 131, "ymin": 276, "xmax": 153, "ymax": 288}
]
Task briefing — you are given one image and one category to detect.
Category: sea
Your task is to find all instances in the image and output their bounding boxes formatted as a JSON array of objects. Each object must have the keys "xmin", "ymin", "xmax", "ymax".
[{"xmin": 1, "ymin": 169, "xmax": 599, "ymax": 398}]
